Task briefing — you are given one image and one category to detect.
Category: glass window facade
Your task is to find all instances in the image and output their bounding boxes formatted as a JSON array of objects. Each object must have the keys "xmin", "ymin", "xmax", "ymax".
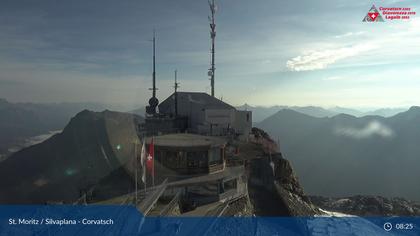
[{"xmin": 208, "ymin": 148, "xmax": 222, "ymax": 164}]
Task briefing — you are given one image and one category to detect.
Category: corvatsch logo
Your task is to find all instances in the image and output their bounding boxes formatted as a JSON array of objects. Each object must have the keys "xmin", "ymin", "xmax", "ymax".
[{"xmin": 363, "ymin": 5, "xmax": 385, "ymax": 22}]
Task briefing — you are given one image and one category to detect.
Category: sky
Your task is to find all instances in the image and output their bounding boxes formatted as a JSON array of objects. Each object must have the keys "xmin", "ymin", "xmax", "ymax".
[{"xmin": 0, "ymin": 0, "xmax": 419, "ymax": 109}]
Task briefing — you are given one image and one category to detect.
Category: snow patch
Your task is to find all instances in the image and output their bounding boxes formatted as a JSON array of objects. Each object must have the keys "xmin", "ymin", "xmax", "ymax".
[
  {"xmin": 317, "ymin": 208, "xmax": 354, "ymax": 217},
  {"xmin": 101, "ymin": 146, "xmax": 112, "ymax": 167}
]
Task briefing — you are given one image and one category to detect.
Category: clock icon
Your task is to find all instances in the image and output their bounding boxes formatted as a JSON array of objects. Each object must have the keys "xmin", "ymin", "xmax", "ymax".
[{"xmin": 384, "ymin": 222, "xmax": 393, "ymax": 231}]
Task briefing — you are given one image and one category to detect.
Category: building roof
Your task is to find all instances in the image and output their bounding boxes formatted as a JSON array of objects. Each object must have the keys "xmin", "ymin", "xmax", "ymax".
[
  {"xmin": 145, "ymin": 133, "xmax": 226, "ymax": 147},
  {"xmin": 159, "ymin": 92, "xmax": 235, "ymax": 113}
]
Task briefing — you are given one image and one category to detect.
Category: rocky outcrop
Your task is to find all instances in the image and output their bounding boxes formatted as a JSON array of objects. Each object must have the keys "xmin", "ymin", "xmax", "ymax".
[
  {"xmin": 272, "ymin": 154, "xmax": 321, "ymax": 216},
  {"xmin": 247, "ymin": 131, "xmax": 320, "ymax": 216},
  {"xmin": 0, "ymin": 99, "xmax": 108, "ymax": 158},
  {"xmin": 310, "ymin": 195, "xmax": 420, "ymax": 216},
  {"xmin": 0, "ymin": 110, "xmax": 142, "ymax": 204}
]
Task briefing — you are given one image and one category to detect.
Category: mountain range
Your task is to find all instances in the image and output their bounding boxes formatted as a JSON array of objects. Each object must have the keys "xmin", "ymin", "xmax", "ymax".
[
  {"xmin": 256, "ymin": 107, "xmax": 420, "ymax": 201},
  {"xmin": 237, "ymin": 104, "xmax": 407, "ymax": 122}
]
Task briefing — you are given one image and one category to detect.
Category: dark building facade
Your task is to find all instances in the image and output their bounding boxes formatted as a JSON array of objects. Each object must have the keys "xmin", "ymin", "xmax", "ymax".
[
  {"xmin": 145, "ymin": 134, "xmax": 226, "ymax": 177},
  {"xmin": 158, "ymin": 92, "xmax": 252, "ymax": 140}
]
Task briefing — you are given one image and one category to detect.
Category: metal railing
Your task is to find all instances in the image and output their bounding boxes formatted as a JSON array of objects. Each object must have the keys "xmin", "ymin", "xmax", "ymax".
[{"xmin": 158, "ymin": 190, "xmax": 181, "ymax": 216}]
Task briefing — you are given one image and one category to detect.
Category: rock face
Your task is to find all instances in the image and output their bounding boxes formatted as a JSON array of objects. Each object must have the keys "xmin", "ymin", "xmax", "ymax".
[
  {"xmin": 0, "ymin": 99, "xmax": 108, "ymax": 157},
  {"xmin": 310, "ymin": 195, "xmax": 420, "ymax": 216},
  {"xmin": 247, "ymin": 132, "xmax": 320, "ymax": 216},
  {"xmin": 271, "ymin": 154, "xmax": 321, "ymax": 216},
  {"xmin": 0, "ymin": 110, "xmax": 142, "ymax": 204}
]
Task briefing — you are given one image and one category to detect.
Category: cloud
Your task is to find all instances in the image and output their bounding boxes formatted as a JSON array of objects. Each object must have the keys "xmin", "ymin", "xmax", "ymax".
[
  {"xmin": 334, "ymin": 120, "xmax": 394, "ymax": 139},
  {"xmin": 323, "ymin": 76, "xmax": 346, "ymax": 81},
  {"xmin": 286, "ymin": 43, "xmax": 375, "ymax": 71},
  {"xmin": 334, "ymin": 31, "xmax": 365, "ymax": 39},
  {"xmin": 260, "ymin": 59, "xmax": 272, "ymax": 65}
]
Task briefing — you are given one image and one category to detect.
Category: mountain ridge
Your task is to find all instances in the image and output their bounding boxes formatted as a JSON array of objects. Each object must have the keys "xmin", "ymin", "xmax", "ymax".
[
  {"xmin": 237, "ymin": 104, "xmax": 409, "ymax": 122},
  {"xmin": 0, "ymin": 109, "xmax": 142, "ymax": 204},
  {"xmin": 256, "ymin": 106, "xmax": 420, "ymax": 201}
]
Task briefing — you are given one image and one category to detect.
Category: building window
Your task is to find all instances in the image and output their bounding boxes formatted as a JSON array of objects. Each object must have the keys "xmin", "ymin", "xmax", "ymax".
[
  {"xmin": 178, "ymin": 151, "xmax": 186, "ymax": 168},
  {"xmin": 187, "ymin": 152, "xmax": 198, "ymax": 168},
  {"xmin": 165, "ymin": 151, "xmax": 178, "ymax": 168},
  {"xmin": 224, "ymin": 179, "xmax": 237, "ymax": 191},
  {"xmin": 209, "ymin": 147, "xmax": 222, "ymax": 164},
  {"xmin": 198, "ymin": 151, "xmax": 208, "ymax": 168}
]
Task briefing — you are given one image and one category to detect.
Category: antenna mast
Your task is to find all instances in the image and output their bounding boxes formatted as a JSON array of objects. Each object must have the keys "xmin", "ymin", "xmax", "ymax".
[
  {"xmin": 152, "ymin": 30, "xmax": 157, "ymax": 98},
  {"xmin": 146, "ymin": 30, "xmax": 159, "ymax": 115},
  {"xmin": 174, "ymin": 70, "xmax": 179, "ymax": 92},
  {"xmin": 208, "ymin": 0, "xmax": 216, "ymax": 97},
  {"xmin": 174, "ymin": 70, "xmax": 180, "ymax": 116}
]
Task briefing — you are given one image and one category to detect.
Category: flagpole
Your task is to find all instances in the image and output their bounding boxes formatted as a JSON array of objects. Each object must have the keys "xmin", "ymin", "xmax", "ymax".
[
  {"xmin": 152, "ymin": 136, "xmax": 155, "ymax": 187},
  {"xmin": 134, "ymin": 139, "xmax": 138, "ymax": 204},
  {"xmin": 143, "ymin": 137, "xmax": 147, "ymax": 195}
]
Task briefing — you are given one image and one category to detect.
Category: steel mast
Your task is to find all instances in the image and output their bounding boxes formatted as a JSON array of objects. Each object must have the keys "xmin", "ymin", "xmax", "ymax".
[
  {"xmin": 174, "ymin": 70, "xmax": 180, "ymax": 116},
  {"xmin": 146, "ymin": 31, "xmax": 159, "ymax": 115},
  {"xmin": 208, "ymin": 0, "xmax": 216, "ymax": 97}
]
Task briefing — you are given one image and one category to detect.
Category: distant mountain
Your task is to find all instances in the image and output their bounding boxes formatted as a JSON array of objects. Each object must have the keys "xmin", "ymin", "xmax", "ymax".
[
  {"xmin": 129, "ymin": 106, "xmax": 146, "ymax": 116},
  {"xmin": 328, "ymin": 106, "xmax": 364, "ymax": 117},
  {"xmin": 237, "ymin": 104, "xmax": 409, "ymax": 122},
  {"xmin": 291, "ymin": 106, "xmax": 337, "ymax": 118},
  {"xmin": 0, "ymin": 110, "xmax": 143, "ymax": 204},
  {"xmin": 236, "ymin": 104, "xmax": 286, "ymax": 123},
  {"xmin": 364, "ymin": 108, "xmax": 407, "ymax": 117},
  {"xmin": 256, "ymin": 107, "xmax": 420, "ymax": 201},
  {"xmin": 0, "ymin": 99, "xmax": 109, "ymax": 157},
  {"xmin": 329, "ymin": 107, "xmax": 408, "ymax": 117},
  {"xmin": 237, "ymin": 104, "xmax": 338, "ymax": 123}
]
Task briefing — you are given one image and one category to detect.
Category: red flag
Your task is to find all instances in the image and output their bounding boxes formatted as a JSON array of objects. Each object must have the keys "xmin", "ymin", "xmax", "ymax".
[{"xmin": 146, "ymin": 137, "xmax": 154, "ymax": 177}]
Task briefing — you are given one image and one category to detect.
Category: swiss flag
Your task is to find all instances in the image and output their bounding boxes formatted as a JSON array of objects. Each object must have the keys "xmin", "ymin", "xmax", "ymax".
[
  {"xmin": 368, "ymin": 12, "xmax": 378, "ymax": 21},
  {"xmin": 146, "ymin": 138, "xmax": 154, "ymax": 177}
]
